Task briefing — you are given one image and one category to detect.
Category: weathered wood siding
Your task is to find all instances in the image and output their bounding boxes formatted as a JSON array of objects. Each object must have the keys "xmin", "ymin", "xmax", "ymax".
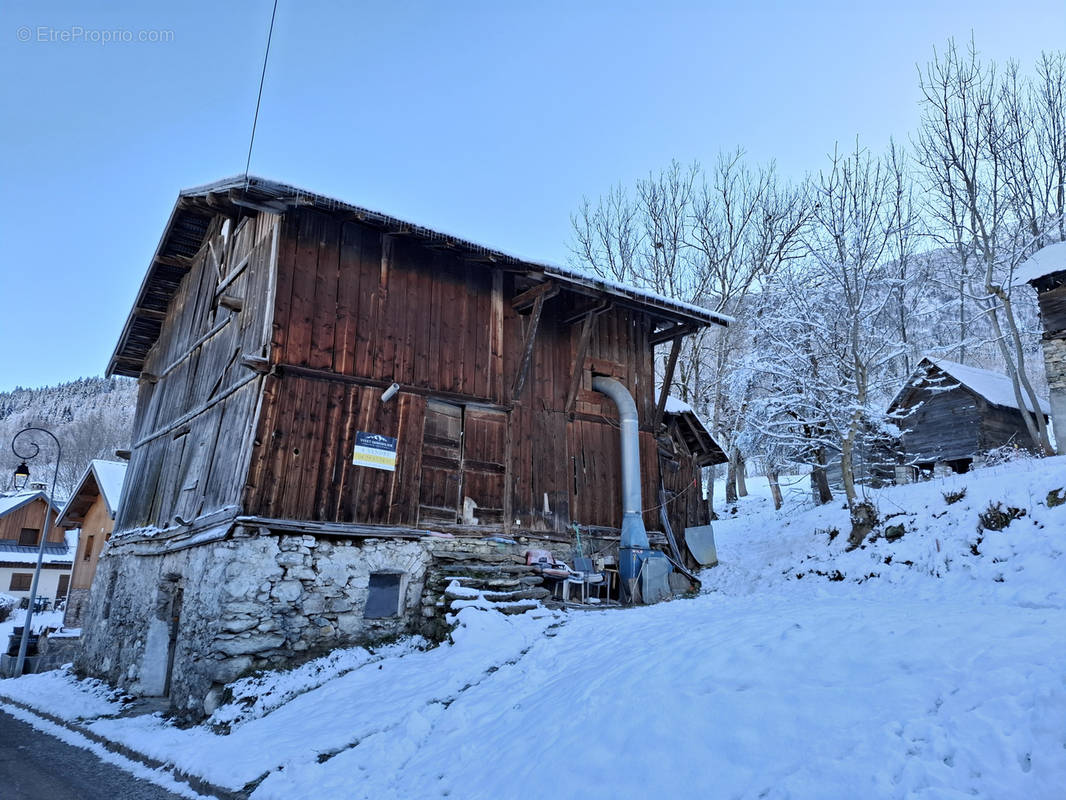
[
  {"xmin": 1036, "ymin": 283, "xmax": 1066, "ymax": 334},
  {"xmin": 977, "ymin": 401, "xmax": 1044, "ymax": 453},
  {"xmin": 116, "ymin": 211, "xmax": 279, "ymax": 532},
  {"xmin": 898, "ymin": 387, "xmax": 981, "ymax": 464},
  {"xmin": 244, "ymin": 208, "xmax": 663, "ymax": 533}
]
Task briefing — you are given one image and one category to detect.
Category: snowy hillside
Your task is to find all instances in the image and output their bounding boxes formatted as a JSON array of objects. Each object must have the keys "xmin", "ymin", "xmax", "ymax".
[
  {"xmin": 1, "ymin": 457, "xmax": 1064, "ymax": 799},
  {"xmin": 0, "ymin": 376, "xmax": 136, "ymax": 496}
]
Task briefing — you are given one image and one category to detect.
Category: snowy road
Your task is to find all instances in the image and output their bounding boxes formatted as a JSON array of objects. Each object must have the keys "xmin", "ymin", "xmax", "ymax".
[{"xmin": 0, "ymin": 708, "xmax": 189, "ymax": 800}]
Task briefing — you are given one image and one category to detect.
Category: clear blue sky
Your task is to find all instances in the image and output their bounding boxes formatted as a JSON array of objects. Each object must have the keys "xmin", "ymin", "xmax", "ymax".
[{"xmin": 1, "ymin": 0, "xmax": 1062, "ymax": 392}]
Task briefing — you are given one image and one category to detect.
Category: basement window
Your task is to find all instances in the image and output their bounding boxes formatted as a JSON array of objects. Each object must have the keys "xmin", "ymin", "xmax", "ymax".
[{"xmin": 364, "ymin": 572, "xmax": 403, "ymax": 619}]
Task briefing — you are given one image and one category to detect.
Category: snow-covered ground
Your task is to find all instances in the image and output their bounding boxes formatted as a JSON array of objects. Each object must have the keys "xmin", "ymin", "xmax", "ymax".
[
  {"xmin": 0, "ymin": 604, "xmax": 66, "ymax": 655},
  {"xmin": 1, "ymin": 457, "xmax": 1064, "ymax": 799}
]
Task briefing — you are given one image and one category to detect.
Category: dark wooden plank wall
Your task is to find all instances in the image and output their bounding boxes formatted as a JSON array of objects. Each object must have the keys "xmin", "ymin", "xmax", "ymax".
[
  {"xmin": 245, "ymin": 208, "xmax": 666, "ymax": 533},
  {"xmin": 1037, "ymin": 283, "xmax": 1066, "ymax": 333},
  {"xmin": 116, "ymin": 211, "xmax": 278, "ymax": 532},
  {"xmin": 978, "ymin": 401, "xmax": 1043, "ymax": 453},
  {"xmin": 898, "ymin": 387, "xmax": 981, "ymax": 464}
]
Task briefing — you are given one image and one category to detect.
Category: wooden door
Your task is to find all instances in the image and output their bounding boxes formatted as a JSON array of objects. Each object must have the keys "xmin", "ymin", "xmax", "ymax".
[
  {"xmin": 418, "ymin": 401, "xmax": 463, "ymax": 523},
  {"xmin": 56, "ymin": 574, "xmax": 70, "ymax": 601},
  {"xmin": 460, "ymin": 408, "xmax": 508, "ymax": 525}
]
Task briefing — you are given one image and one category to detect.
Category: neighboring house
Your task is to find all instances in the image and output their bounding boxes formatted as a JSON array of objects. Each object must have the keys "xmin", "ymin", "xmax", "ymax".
[
  {"xmin": 0, "ymin": 489, "xmax": 73, "ymax": 604},
  {"xmin": 56, "ymin": 460, "xmax": 128, "ymax": 628},
  {"xmin": 887, "ymin": 357, "xmax": 1051, "ymax": 475},
  {"xmin": 1016, "ymin": 241, "xmax": 1066, "ymax": 453},
  {"xmin": 80, "ymin": 176, "xmax": 728, "ymax": 716}
]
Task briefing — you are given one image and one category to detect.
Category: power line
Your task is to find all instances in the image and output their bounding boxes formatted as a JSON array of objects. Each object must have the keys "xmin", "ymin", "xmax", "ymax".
[{"xmin": 244, "ymin": 0, "xmax": 279, "ymax": 191}]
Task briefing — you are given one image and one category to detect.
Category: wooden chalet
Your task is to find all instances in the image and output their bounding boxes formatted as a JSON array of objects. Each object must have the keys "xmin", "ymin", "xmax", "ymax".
[
  {"xmin": 1016, "ymin": 242, "xmax": 1066, "ymax": 454},
  {"xmin": 888, "ymin": 358, "xmax": 1050, "ymax": 475},
  {"xmin": 0, "ymin": 489, "xmax": 71, "ymax": 604},
  {"xmin": 81, "ymin": 176, "xmax": 728, "ymax": 714},
  {"xmin": 55, "ymin": 460, "xmax": 127, "ymax": 627}
]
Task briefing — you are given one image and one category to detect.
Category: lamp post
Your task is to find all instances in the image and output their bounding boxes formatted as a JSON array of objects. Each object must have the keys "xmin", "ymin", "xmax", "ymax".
[{"xmin": 11, "ymin": 427, "xmax": 61, "ymax": 677}]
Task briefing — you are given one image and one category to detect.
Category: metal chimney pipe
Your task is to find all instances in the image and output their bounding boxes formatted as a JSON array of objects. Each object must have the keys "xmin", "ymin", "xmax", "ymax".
[{"xmin": 592, "ymin": 377, "xmax": 650, "ymax": 593}]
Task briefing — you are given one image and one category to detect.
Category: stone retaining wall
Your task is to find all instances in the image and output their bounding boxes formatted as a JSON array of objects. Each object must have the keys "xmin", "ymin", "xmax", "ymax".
[{"xmin": 75, "ymin": 528, "xmax": 611, "ymax": 718}]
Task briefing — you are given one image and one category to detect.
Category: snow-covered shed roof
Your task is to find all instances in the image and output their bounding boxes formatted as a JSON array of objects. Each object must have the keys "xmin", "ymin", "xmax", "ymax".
[
  {"xmin": 1014, "ymin": 241, "xmax": 1066, "ymax": 286},
  {"xmin": 108, "ymin": 175, "xmax": 731, "ymax": 378},
  {"xmin": 57, "ymin": 459, "xmax": 128, "ymax": 528},
  {"xmin": 890, "ymin": 358, "xmax": 1050, "ymax": 416},
  {"xmin": 662, "ymin": 395, "xmax": 729, "ymax": 466}
]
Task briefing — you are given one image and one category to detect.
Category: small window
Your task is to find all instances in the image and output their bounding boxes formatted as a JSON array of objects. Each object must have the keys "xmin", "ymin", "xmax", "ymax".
[
  {"xmin": 18, "ymin": 528, "xmax": 38, "ymax": 547},
  {"xmin": 83, "ymin": 535, "xmax": 96, "ymax": 562},
  {"xmin": 364, "ymin": 572, "xmax": 403, "ymax": 619},
  {"xmin": 9, "ymin": 573, "xmax": 32, "ymax": 592}
]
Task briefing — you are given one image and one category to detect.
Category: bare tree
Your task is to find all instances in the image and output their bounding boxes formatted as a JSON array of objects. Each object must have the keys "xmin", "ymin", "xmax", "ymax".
[{"xmin": 916, "ymin": 39, "xmax": 1056, "ymax": 455}]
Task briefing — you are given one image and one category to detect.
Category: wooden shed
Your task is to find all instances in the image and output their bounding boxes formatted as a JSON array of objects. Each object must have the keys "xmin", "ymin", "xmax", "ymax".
[
  {"xmin": 887, "ymin": 358, "xmax": 1050, "ymax": 474},
  {"xmin": 81, "ymin": 176, "xmax": 727, "ymax": 714}
]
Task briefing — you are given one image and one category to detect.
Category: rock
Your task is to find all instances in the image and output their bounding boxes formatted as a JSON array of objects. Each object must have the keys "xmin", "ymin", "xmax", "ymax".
[
  {"xmin": 271, "ymin": 581, "xmax": 303, "ymax": 603},
  {"xmin": 203, "ymin": 687, "xmax": 223, "ymax": 716},
  {"xmin": 206, "ymin": 656, "xmax": 252, "ymax": 683},
  {"xmin": 215, "ymin": 634, "xmax": 286, "ymax": 657},
  {"xmin": 221, "ymin": 617, "xmax": 259, "ymax": 634},
  {"xmin": 276, "ymin": 552, "xmax": 306, "ymax": 568},
  {"xmin": 286, "ymin": 566, "xmax": 317, "ymax": 581},
  {"xmin": 884, "ymin": 524, "xmax": 906, "ymax": 542}
]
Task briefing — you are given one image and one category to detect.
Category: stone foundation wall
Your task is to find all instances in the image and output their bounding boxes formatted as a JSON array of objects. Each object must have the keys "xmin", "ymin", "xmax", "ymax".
[
  {"xmin": 63, "ymin": 587, "xmax": 91, "ymax": 629},
  {"xmin": 1041, "ymin": 335, "xmax": 1066, "ymax": 455},
  {"xmin": 75, "ymin": 526, "xmax": 617, "ymax": 718},
  {"xmin": 77, "ymin": 527, "xmax": 432, "ymax": 718}
]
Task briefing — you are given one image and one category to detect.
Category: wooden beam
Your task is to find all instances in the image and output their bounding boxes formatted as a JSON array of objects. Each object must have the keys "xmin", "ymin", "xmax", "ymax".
[
  {"xmin": 240, "ymin": 354, "xmax": 271, "ymax": 374},
  {"xmin": 274, "ymin": 363, "xmax": 510, "ymax": 412},
  {"xmin": 649, "ymin": 322, "xmax": 699, "ymax": 346},
  {"xmin": 562, "ymin": 298, "xmax": 610, "ymax": 325},
  {"xmin": 153, "ymin": 253, "xmax": 192, "ymax": 270},
  {"xmin": 511, "ymin": 291, "xmax": 546, "ymax": 399},
  {"xmin": 133, "ymin": 307, "xmax": 168, "ymax": 321},
  {"xmin": 653, "ymin": 335, "xmax": 683, "ymax": 431},
  {"xmin": 564, "ymin": 311, "xmax": 597, "ymax": 413},
  {"xmin": 218, "ymin": 294, "xmax": 244, "ymax": 312},
  {"xmin": 511, "ymin": 280, "xmax": 559, "ymax": 313}
]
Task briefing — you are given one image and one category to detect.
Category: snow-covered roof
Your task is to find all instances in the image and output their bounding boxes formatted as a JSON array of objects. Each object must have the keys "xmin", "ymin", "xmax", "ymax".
[
  {"xmin": 663, "ymin": 395, "xmax": 695, "ymax": 415},
  {"xmin": 893, "ymin": 358, "xmax": 1050, "ymax": 415},
  {"xmin": 1014, "ymin": 241, "xmax": 1066, "ymax": 286},
  {"xmin": 662, "ymin": 394, "xmax": 729, "ymax": 465},
  {"xmin": 0, "ymin": 490, "xmax": 61, "ymax": 519},
  {"xmin": 109, "ymin": 175, "xmax": 730, "ymax": 378},
  {"xmin": 57, "ymin": 460, "xmax": 128, "ymax": 527}
]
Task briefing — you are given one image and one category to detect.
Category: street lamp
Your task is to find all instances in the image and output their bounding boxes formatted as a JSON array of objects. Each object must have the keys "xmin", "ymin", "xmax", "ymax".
[
  {"xmin": 10, "ymin": 427, "xmax": 61, "ymax": 677},
  {"xmin": 13, "ymin": 462, "xmax": 30, "ymax": 490}
]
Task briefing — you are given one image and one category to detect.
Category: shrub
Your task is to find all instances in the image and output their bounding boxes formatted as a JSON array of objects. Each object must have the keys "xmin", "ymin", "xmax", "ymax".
[
  {"xmin": 0, "ymin": 593, "xmax": 15, "ymax": 624},
  {"xmin": 978, "ymin": 501, "xmax": 1026, "ymax": 532},
  {"xmin": 1047, "ymin": 488, "xmax": 1065, "ymax": 508},
  {"xmin": 943, "ymin": 487, "xmax": 967, "ymax": 505}
]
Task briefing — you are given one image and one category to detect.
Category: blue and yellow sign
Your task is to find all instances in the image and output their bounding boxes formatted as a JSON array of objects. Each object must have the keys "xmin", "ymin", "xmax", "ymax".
[{"xmin": 353, "ymin": 431, "xmax": 398, "ymax": 472}]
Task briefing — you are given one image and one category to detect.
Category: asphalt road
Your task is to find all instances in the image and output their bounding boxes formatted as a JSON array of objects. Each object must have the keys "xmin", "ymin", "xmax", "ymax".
[{"xmin": 0, "ymin": 707, "xmax": 191, "ymax": 800}]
